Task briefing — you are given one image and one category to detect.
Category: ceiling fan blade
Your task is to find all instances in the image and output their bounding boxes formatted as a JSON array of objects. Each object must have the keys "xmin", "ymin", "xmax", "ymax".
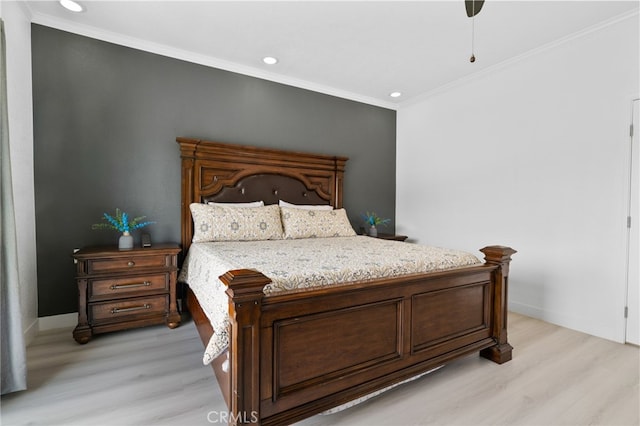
[{"xmin": 465, "ymin": 0, "xmax": 485, "ymax": 17}]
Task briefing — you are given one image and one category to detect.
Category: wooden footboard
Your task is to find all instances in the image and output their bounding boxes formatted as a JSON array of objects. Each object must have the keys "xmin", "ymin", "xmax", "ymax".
[{"xmin": 188, "ymin": 245, "xmax": 515, "ymax": 425}]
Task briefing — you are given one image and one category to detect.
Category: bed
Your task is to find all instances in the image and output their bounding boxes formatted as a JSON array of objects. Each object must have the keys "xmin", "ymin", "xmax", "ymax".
[{"xmin": 177, "ymin": 137, "xmax": 516, "ymax": 425}]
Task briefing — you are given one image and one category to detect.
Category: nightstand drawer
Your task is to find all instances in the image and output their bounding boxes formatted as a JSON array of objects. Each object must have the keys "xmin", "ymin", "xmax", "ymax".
[
  {"xmin": 90, "ymin": 294, "xmax": 168, "ymax": 323},
  {"xmin": 88, "ymin": 254, "xmax": 170, "ymax": 273},
  {"xmin": 89, "ymin": 273, "xmax": 169, "ymax": 301}
]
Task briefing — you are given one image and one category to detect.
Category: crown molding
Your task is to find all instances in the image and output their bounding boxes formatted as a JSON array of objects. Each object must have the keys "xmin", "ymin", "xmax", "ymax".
[
  {"xmin": 29, "ymin": 11, "xmax": 398, "ymax": 111},
  {"xmin": 26, "ymin": 4, "xmax": 637, "ymax": 112},
  {"xmin": 400, "ymin": 8, "xmax": 639, "ymax": 109}
]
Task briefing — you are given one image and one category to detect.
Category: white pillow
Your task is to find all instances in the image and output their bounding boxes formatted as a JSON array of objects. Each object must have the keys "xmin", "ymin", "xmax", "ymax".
[
  {"xmin": 190, "ymin": 203, "xmax": 283, "ymax": 242},
  {"xmin": 280, "ymin": 207, "xmax": 356, "ymax": 239},
  {"xmin": 278, "ymin": 200, "xmax": 333, "ymax": 211},
  {"xmin": 208, "ymin": 201, "xmax": 264, "ymax": 207}
]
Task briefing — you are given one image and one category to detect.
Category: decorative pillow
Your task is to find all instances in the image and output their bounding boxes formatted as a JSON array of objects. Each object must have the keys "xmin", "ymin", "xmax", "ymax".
[
  {"xmin": 278, "ymin": 200, "xmax": 333, "ymax": 211},
  {"xmin": 208, "ymin": 201, "xmax": 264, "ymax": 207},
  {"xmin": 190, "ymin": 203, "xmax": 283, "ymax": 242},
  {"xmin": 280, "ymin": 207, "xmax": 356, "ymax": 239}
]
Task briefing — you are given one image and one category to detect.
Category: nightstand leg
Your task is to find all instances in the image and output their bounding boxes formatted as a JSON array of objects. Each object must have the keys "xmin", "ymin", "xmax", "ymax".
[
  {"xmin": 73, "ymin": 325, "xmax": 92, "ymax": 344},
  {"xmin": 166, "ymin": 312, "xmax": 181, "ymax": 329},
  {"xmin": 166, "ymin": 269, "xmax": 181, "ymax": 329},
  {"xmin": 74, "ymin": 278, "xmax": 92, "ymax": 343}
]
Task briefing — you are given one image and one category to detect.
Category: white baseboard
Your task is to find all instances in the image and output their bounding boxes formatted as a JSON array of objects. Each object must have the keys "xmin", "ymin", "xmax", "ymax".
[
  {"xmin": 38, "ymin": 312, "xmax": 77, "ymax": 331},
  {"xmin": 23, "ymin": 318, "xmax": 39, "ymax": 347},
  {"xmin": 509, "ymin": 301, "xmax": 624, "ymax": 344},
  {"xmin": 509, "ymin": 301, "xmax": 546, "ymax": 319}
]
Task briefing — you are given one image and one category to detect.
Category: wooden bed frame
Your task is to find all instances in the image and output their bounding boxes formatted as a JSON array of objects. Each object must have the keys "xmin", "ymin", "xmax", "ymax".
[{"xmin": 177, "ymin": 137, "xmax": 516, "ymax": 425}]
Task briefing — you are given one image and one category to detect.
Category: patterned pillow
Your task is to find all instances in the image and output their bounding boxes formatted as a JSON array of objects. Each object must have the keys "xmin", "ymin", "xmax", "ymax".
[
  {"xmin": 280, "ymin": 207, "xmax": 356, "ymax": 239},
  {"xmin": 190, "ymin": 203, "xmax": 283, "ymax": 242}
]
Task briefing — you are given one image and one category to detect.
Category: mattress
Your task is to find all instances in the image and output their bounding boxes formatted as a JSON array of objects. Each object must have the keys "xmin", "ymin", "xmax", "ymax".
[{"xmin": 178, "ymin": 236, "xmax": 481, "ymax": 364}]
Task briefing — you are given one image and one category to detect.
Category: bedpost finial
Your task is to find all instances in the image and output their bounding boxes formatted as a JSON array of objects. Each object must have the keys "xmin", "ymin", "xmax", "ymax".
[
  {"xmin": 221, "ymin": 269, "xmax": 270, "ymax": 303},
  {"xmin": 480, "ymin": 246, "xmax": 516, "ymax": 264}
]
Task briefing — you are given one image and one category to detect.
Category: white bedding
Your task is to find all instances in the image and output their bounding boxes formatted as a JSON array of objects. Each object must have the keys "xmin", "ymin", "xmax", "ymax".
[{"xmin": 178, "ymin": 236, "xmax": 481, "ymax": 365}]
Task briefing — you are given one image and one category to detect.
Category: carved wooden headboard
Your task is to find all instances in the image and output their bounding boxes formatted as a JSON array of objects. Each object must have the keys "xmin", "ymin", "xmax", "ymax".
[{"xmin": 177, "ymin": 137, "xmax": 348, "ymax": 253}]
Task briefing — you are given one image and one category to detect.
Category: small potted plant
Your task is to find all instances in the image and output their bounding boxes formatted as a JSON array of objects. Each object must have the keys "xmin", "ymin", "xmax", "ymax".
[
  {"xmin": 92, "ymin": 208, "xmax": 155, "ymax": 250},
  {"xmin": 361, "ymin": 211, "xmax": 390, "ymax": 237}
]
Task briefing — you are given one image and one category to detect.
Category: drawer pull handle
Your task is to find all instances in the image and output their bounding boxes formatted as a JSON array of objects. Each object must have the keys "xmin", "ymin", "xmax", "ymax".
[
  {"xmin": 127, "ymin": 261, "xmax": 135, "ymax": 267},
  {"xmin": 111, "ymin": 304, "xmax": 150, "ymax": 314},
  {"xmin": 110, "ymin": 281, "xmax": 151, "ymax": 290}
]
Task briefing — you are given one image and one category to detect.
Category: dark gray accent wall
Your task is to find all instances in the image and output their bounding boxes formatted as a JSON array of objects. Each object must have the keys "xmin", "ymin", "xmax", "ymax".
[{"xmin": 32, "ymin": 24, "xmax": 397, "ymax": 317}]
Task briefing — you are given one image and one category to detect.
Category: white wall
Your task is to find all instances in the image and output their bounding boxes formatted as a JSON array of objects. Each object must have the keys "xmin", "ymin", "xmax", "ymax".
[
  {"xmin": 397, "ymin": 14, "xmax": 639, "ymax": 342},
  {"xmin": 1, "ymin": 2, "xmax": 38, "ymax": 344}
]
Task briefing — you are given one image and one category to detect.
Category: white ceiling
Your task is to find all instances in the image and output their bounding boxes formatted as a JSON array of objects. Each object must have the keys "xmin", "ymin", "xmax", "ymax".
[{"xmin": 23, "ymin": 0, "xmax": 640, "ymax": 109}]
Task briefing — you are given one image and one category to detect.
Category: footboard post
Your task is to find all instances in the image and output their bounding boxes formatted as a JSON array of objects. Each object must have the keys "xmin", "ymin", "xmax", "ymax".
[
  {"xmin": 222, "ymin": 269, "xmax": 271, "ymax": 425},
  {"xmin": 479, "ymin": 246, "xmax": 517, "ymax": 364}
]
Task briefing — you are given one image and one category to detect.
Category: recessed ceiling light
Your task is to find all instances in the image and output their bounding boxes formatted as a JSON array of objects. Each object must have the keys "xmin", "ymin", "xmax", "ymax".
[
  {"xmin": 59, "ymin": 0, "xmax": 84, "ymax": 12},
  {"xmin": 390, "ymin": 92, "xmax": 402, "ymax": 98},
  {"xmin": 263, "ymin": 56, "xmax": 278, "ymax": 65}
]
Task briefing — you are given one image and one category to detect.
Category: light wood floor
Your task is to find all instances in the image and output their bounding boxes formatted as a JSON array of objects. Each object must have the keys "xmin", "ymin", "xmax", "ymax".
[{"xmin": 1, "ymin": 313, "xmax": 638, "ymax": 426}]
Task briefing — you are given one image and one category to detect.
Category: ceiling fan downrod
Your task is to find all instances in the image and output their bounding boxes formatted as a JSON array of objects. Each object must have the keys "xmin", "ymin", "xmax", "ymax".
[
  {"xmin": 470, "ymin": 12, "xmax": 476, "ymax": 63},
  {"xmin": 465, "ymin": 0, "xmax": 485, "ymax": 63}
]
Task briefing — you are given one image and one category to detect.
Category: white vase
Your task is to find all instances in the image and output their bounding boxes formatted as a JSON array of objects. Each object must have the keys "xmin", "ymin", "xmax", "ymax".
[
  {"xmin": 118, "ymin": 231, "xmax": 134, "ymax": 250},
  {"xmin": 368, "ymin": 225, "xmax": 378, "ymax": 237}
]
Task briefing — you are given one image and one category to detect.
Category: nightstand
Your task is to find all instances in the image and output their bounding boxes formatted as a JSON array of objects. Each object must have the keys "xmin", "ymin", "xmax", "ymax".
[
  {"xmin": 72, "ymin": 244, "xmax": 181, "ymax": 344},
  {"xmin": 370, "ymin": 233, "xmax": 408, "ymax": 241}
]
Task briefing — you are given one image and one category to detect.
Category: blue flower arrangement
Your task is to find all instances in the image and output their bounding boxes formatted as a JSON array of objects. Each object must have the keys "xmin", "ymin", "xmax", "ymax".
[
  {"xmin": 92, "ymin": 208, "xmax": 155, "ymax": 233},
  {"xmin": 361, "ymin": 212, "xmax": 390, "ymax": 227}
]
